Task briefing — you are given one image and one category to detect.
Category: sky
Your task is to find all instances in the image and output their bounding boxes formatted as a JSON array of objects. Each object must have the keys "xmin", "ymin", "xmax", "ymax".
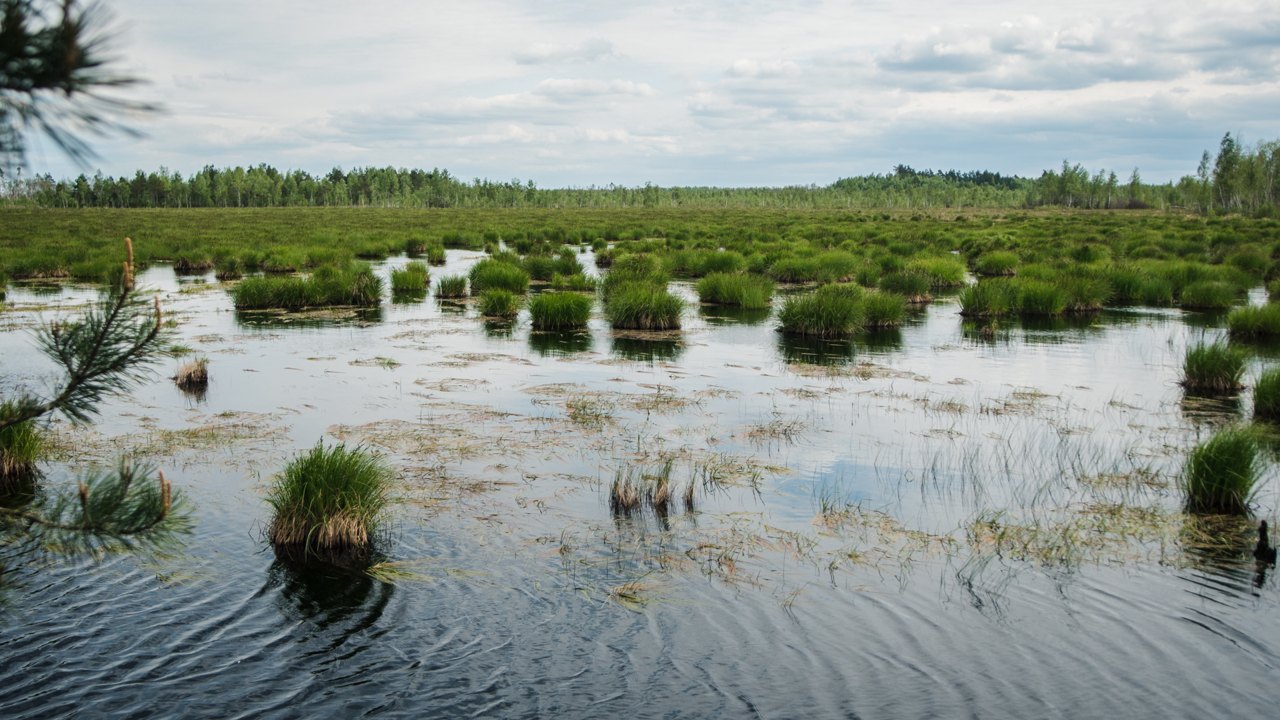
[{"xmin": 20, "ymin": 0, "xmax": 1280, "ymax": 186}]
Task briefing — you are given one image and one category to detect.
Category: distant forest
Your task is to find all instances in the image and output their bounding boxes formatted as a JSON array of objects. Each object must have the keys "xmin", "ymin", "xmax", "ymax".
[{"xmin": 2, "ymin": 134, "xmax": 1276, "ymax": 215}]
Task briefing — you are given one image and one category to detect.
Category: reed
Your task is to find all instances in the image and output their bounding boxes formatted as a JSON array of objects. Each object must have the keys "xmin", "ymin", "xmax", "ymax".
[
  {"xmin": 478, "ymin": 289, "xmax": 521, "ymax": 319},
  {"xmin": 778, "ymin": 283, "xmax": 865, "ymax": 337},
  {"xmin": 1183, "ymin": 426, "xmax": 1259, "ymax": 515},
  {"xmin": 605, "ymin": 283, "xmax": 683, "ymax": 330},
  {"xmin": 1181, "ymin": 342, "xmax": 1246, "ymax": 394},
  {"xmin": 266, "ymin": 443, "xmax": 393, "ymax": 562},
  {"xmin": 1227, "ymin": 303, "xmax": 1280, "ymax": 339},
  {"xmin": 390, "ymin": 261, "xmax": 429, "ymax": 294},
  {"xmin": 529, "ymin": 291, "xmax": 592, "ymax": 330},
  {"xmin": 696, "ymin": 272, "xmax": 774, "ymax": 309},
  {"xmin": 1253, "ymin": 367, "xmax": 1280, "ymax": 421},
  {"xmin": 435, "ymin": 274, "xmax": 468, "ymax": 298},
  {"xmin": 469, "ymin": 258, "xmax": 529, "ymax": 294}
]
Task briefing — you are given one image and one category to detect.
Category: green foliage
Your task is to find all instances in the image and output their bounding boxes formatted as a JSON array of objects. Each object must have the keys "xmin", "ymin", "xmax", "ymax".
[
  {"xmin": 974, "ymin": 251, "xmax": 1019, "ymax": 276},
  {"xmin": 230, "ymin": 263, "xmax": 382, "ymax": 309},
  {"xmin": 435, "ymin": 274, "xmax": 468, "ymax": 298},
  {"xmin": 907, "ymin": 257, "xmax": 967, "ymax": 289},
  {"xmin": 1181, "ymin": 342, "xmax": 1246, "ymax": 393},
  {"xmin": 879, "ymin": 270, "xmax": 932, "ymax": 300},
  {"xmin": 0, "ymin": 407, "xmax": 41, "ymax": 485},
  {"xmin": 958, "ymin": 280, "xmax": 1018, "ymax": 317},
  {"xmin": 529, "ymin": 291, "xmax": 593, "ymax": 330},
  {"xmin": 1183, "ymin": 426, "xmax": 1260, "ymax": 515},
  {"xmin": 778, "ymin": 283, "xmax": 865, "ymax": 337},
  {"xmin": 1227, "ymin": 303, "xmax": 1280, "ymax": 339},
  {"xmin": 600, "ymin": 253, "xmax": 668, "ymax": 300},
  {"xmin": 1253, "ymin": 367, "xmax": 1280, "ymax": 421},
  {"xmin": 696, "ymin": 272, "xmax": 774, "ymax": 309},
  {"xmin": 1178, "ymin": 280, "xmax": 1238, "ymax": 310},
  {"xmin": 1014, "ymin": 279, "xmax": 1069, "ymax": 316},
  {"xmin": 390, "ymin": 261, "xmax": 429, "ymax": 296},
  {"xmin": 469, "ymin": 258, "xmax": 530, "ymax": 294},
  {"xmin": 550, "ymin": 273, "xmax": 596, "ymax": 292},
  {"xmin": 477, "ymin": 289, "xmax": 520, "ymax": 319},
  {"xmin": 265, "ymin": 443, "xmax": 392, "ymax": 562},
  {"xmin": 1106, "ymin": 265, "xmax": 1173, "ymax": 306},
  {"xmin": 605, "ymin": 282, "xmax": 684, "ymax": 330},
  {"xmin": 862, "ymin": 291, "xmax": 907, "ymax": 328}
]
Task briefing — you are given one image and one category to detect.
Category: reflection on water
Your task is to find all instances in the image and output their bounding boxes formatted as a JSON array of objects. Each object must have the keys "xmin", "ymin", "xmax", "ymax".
[
  {"xmin": 698, "ymin": 305, "xmax": 772, "ymax": 326},
  {"xmin": 776, "ymin": 333, "xmax": 855, "ymax": 365},
  {"xmin": 267, "ymin": 561, "xmax": 393, "ymax": 628},
  {"xmin": 528, "ymin": 329, "xmax": 593, "ymax": 357},
  {"xmin": 234, "ymin": 307, "xmax": 385, "ymax": 328},
  {"xmin": 611, "ymin": 335, "xmax": 683, "ymax": 362}
]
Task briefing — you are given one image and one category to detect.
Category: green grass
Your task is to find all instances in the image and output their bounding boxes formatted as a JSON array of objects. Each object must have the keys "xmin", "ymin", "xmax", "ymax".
[
  {"xmin": 435, "ymin": 274, "xmax": 468, "ymax": 298},
  {"xmin": 696, "ymin": 272, "xmax": 775, "ymax": 309},
  {"xmin": 230, "ymin": 262, "xmax": 382, "ymax": 309},
  {"xmin": 550, "ymin": 273, "xmax": 596, "ymax": 292},
  {"xmin": 469, "ymin": 258, "xmax": 530, "ymax": 294},
  {"xmin": 974, "ymin": 251, "xmax": 1018, "ymax": 276},
  {"xmin": 529, "ymin": 291, "xmax": 593, "ymax": 330},
  {"xmin": 1177, "ymin": 280, "xmax": 1238, "ymax": 310},
  {"xmin": 266, "ymin": 442, "xmax": 393, "ymax": 563},
  {"xmin": 1014, "ymin": 279, "xmax": 1069, "ymax": 315},
  {"xmin": 778, "ymin": 283, "xmax": 865, "ymax": 337},
  {"xmin": 478, "ymin": 289, "xmax": 521, "ymax": 319},
  {"xmin": 1181, "ymin": 342, "xmax": 1246, "ymax": 394},
  {"xmin": 1253, "ymin": 367, "xmax": 1280, "ymax": 421},
  {"xmin": 600, "ymin": 253, "xmax": 668, "ymax": 300},
  {"xmin": 390, "ymin": 261, "xmax": 430, "ymax": 296},
  {"xmin": 879, "ymin": 270, "xmax": 931, "ymax": 301},
  {"xmin": 1182, "ymin": 426, "xmax": 1260, "ymax": 515},
  {"xmin": 1227, "ymin": 303, "xmax": 1280, "ymax": 339},
  {"xmin": 605, "ymin": 282, "xmax": 684, "ymax": 330},
  {"xmin": 862, "ymin": 291, "xmax": 907, "ymax": 328},
  {"xmin": 958, "ymin": 279, "xmax": 1017, "ymax": 317},
  {"xmin": 0, "ymin": 405, "xmax": 42, "ymax": 485},
  {"xmin": 907, "ymin": 257, "xmax": 967, "ymax": 289}
]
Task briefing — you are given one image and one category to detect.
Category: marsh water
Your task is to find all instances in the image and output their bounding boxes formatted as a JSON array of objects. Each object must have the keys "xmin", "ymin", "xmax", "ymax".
[{"xmin": 2, "ymin": 252, "xmax": 1278, "ymax": 718}]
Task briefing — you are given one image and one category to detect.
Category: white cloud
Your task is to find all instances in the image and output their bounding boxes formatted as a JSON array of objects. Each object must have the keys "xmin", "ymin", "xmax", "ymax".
[{"xmin": 513, "ymin": 38, "xmax": 618, "ymax": 64}]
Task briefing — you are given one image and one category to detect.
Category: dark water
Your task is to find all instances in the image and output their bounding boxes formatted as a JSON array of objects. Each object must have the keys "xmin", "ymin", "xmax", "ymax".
[{"xmin": 1, "ymin": 257, "xmax": 1277, "ymax": 718}]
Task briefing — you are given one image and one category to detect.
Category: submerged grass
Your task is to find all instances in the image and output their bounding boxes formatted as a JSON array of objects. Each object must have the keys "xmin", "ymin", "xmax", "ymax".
[
  {"xmin": 1181, "ymin": 342, "xmax": 1246, "ymax": 394},
  {"xmin": 1183, "ymin": 426, "xmax": 1260, "ymax": 515},
  {"xmin": 266, "ymin": 442, "xmax": 393, "ymax": 563},
  {"xmin": 529, "ymin": 291, "xmax": 592, "ymax": 330}
]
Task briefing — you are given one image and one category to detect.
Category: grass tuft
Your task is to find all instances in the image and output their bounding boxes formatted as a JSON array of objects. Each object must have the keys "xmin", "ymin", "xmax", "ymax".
[
  {"xmin": 390, "ymin": 261, "xmax": 430, "ymax": 296},
  {"xmin": 231, "ymin": 262, "xmax": 382, "ymax": 309},
  {"xmin": 1254, "ymin": 367, "xmax": 1280, "ymax": 421},
  {"xmin": 1181, "ymin": 342, "xmax": 1246, "ymax": 394},
  {"xmin": 0, "ymin": 404, "xmax": 42, "ymax": 486},
  {"xmin": 778, "ymin": 283, "xmax": 864, "ymax": 337},
  {"xmin": 174, "ymin": 357, "xmax": 209, "ymax": 391},
  {"xmin": 529, "ymin": 292, "xmax": 593, "ymax": 330},
  {"xmin": 1183, "ymin": 426, "xmax": 1260, "ymax": 515},
  {"xmin": 696, "ymin": 272, "xmax": 774, "ymax": 309},
  {"xmin": 605, "ymin": 282, "xmax": 684, "ymax": 330},
  {"xmin": 435, "ymin": 274, "xmax": 468, "ymax": 298},
  {"xmin": 478, "ymin": 289, "xmax": 521, "ymax": 319}
]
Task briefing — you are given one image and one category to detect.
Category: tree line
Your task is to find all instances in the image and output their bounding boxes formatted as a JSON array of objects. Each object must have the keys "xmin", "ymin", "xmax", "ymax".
[{"xmin": 2, "ymin": 134, "xmax": 1277, "ymax": 214}]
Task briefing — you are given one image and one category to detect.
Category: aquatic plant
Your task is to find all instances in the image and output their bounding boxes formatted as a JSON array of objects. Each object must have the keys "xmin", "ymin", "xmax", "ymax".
[
  {"xmin": 958, "ymin": 279, "xmax": 1017, "ymax": 317},
  {"xmin": 879, "ymin": 270, "xmax": 932, "ymax": 302},
  {"xmin": 174, "ymin": 358, "xmax": 209, "ymax": 392},
  {"xmin": 696, "ymin": 272, "xmax": 775, "ymax": 309},
  {"xmin": 609, "ymin": 458, "xmax": 687, "ymax": 516},
  {"xmin": 390, "ymin": 261, "xmax": 429, "ymax": 295},
  {"xmin": 231, "ymin": 263, "xmax": 382, "ymax": 309},
  {"xmin": 605, "ymin": 283, "xmax": 684, "ymax": 330},
  {"xmin": 600, "ymin": 254, "xmax": 669, "ymax": 300},
  {"xmin": 435, "ymin": 274, "xmax": 468, "ymax": 298},
  {"xmin": 0, "ymin": 408, "xmax": 41, "ymax": 486},
  {"xmin": 1015, "ymin": 279, "xmax": 1069, "ymax": 316},
  {"xmin": 529, "ymin": 291, "xmax": 592, "ymax": 330},
  {"xmin": 1177, "ymin": 280, "xmax": 1238, "ymax": 310},
  {"xmin": 478, "ymin": 289, "xmax": 521, "ymax": 319},
  {"xmin": 1253, "ymin": 367, "xmax": 1280, "ymax": 422},
  {"xmin": 907, "ymin": 257, "xmax": 967, "ymax": 289},
  {"xmin": 1227, "ymin": 303, "xmax": 1280, "ymax": 339},
  {"xmin": 469, "ymin": 258, "xmax": 530, "ymax": 294},
  {"xmin": 266, "ymin": 442, "xmax": 392, "ymax": 563},
  {"xmin": 1106, "ymin": 265, "xmax": 1173, "ymax": 306},
  {"xmin": 1182, "ymin": 426, "xmax": 1260, "ymax": 515},
  {"xmin": 1181, "ymin": 342, "xmax": 1246, "ymax": 394},
  {"xmin": 550, "ymin": 273, "xmax": 596, "ymax": 292},
  {"xmin": 172, "ymin": 256, "xmax": 214, "ymax": 275},
  {"xmin": 974, "ymin": 251, "xmax": 1018, "ymax": 277},
  {"xmin": 861, "ymin": 291, "xmax": 907, "ymax": 328},
  {"xmin": 778, "ymin": 283, "xmax": 865, "ymax": 337}
]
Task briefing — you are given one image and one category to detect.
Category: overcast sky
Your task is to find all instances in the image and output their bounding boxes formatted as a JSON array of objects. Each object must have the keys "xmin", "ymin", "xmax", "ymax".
[{"xmin": 21, "ymin": 0, "xmax": 1280, "ymax": 186}]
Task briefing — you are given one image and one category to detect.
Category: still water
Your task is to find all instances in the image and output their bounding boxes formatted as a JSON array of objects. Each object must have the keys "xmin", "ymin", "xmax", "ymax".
[{"xmin": 1, "ymin": 254, "xmax": 1276, "ymax": 718}]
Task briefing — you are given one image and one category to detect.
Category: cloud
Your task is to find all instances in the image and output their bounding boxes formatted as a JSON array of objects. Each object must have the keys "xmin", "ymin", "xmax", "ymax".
[
  {"xmin": 513, "ymin": 38, "xmax": 618, "ymax": 64},
  {"xmin": 532, "ymin": 78, "xmax": 655, "ymax": 100}
]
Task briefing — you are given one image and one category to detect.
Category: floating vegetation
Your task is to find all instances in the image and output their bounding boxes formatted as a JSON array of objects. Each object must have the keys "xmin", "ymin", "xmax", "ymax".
[
  {"xmin": 1181, "ymin": 342, "xmax": 1245, "ymax": 394},
  {"xmin": 266, "ymin": 442, "xmax": 393, "ymax": 564},
  {"xmin": 1183, "ymin": 426, "xmax": 1260, "ymax": 515}
]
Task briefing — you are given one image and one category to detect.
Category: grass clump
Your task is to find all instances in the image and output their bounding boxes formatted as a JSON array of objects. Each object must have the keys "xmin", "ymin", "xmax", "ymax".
[
  {"xmin": 908, "ymin": 257, "xmax": 967, "ymax": 289},
  {"xmin": 862, "ymin": 291, "xmax": 907, "ymax": 328},
  {"xmin": 231, "ymin": 263, "xmax": 381, "ymax": 309},
  {"xmin": 1227, "ymin": 303, "xmax": 1280, "ymax": 339},
  {"xmin": 435, "ymin": 274, "xmax": 468, "ymax": 299},
  {"xmin": 174, "ymin": 358, "xmax": 209, "ymax": 392},
  {"xmin": 1181, "ymin": 342, "xmax": 1246, "ymax": 394},
  {"xmin": 879, "ymin": 270, "xmax": 932, "ymax": 302},
  {"xmin": 1253, "ymin": 367, "xmax": 1280, "ymax": 421},
  {"xmin": 605, "ymin": 283, "xmax": 684, "ymax": 330},
  {"xmin": 550, "ymin": 273, "xmax": 596, "ymax": 292},
  {"xmin": 778, "ymin": 283, "xmax": 865, "ymax": 337},
  {"xmin": 958, "ymin": 279, "xmax": 1017, "ymax": 318},
  {"xmin": 696, "ymin": 272, "xmax": 775, "ymax": 309},
  {"xmin": 1177, "ymin": 280, "xmax": 1238, "ymax": 310},
  {"xmin": 529, "ymin": 292, "xmax": 593, "ymax": 330},
  {"xmin": 0, "ymin": 406, "xmax": 42, "ymax": 486},
  {"xmin": 600, "ymin": 254, "xmax": 668, "ymax": 300},
  {"xmin": 390, "ymin": 261, "xmax": 429, "ymax": 296},
  {"xmin": 478, "ymin": 289, "xmax": 521, "ymax": 319},
  {"xmin": 266, "ymin": 442, "xmax": 393, "ymax": 563},
  {"xmin": 469, "ymin": 258, "xmax": 529, "ymax": 294},
  {"xmin": 974, "ymin": 251, "xmax": 1018, "ymax": 277},
  {"xmin": 1182, "ymin": 426, "xmax": 1260, "ymax": 515}
]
